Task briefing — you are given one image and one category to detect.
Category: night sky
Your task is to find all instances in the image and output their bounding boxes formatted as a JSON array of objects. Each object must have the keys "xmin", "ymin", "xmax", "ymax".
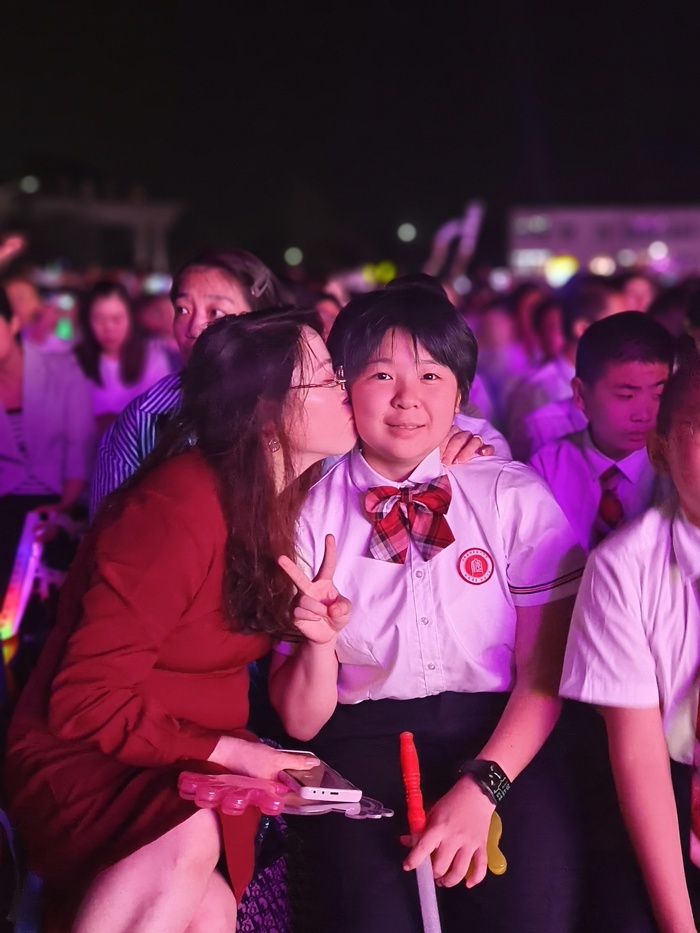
[{"xmin": 3, "ymin": 1, "xmax": 700, "ymax": 271}]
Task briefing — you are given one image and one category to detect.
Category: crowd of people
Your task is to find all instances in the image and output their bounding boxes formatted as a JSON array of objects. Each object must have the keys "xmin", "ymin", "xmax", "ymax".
[{"xmin": 0, "ymin": 234, "xmax": 699, "ymax": 933}]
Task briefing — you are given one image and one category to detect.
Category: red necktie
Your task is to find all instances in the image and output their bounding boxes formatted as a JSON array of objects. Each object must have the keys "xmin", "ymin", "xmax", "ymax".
[
  {"xmin": 690, "ymin": 582, "xmax": 700, "ymax": 867},
  {"xmin": 364, "ymin": 475, "xmax": 455, "ymax": 564},
  {"xmin": 591, "ymin": 465, "xmax": 625, "ymax": 547}
]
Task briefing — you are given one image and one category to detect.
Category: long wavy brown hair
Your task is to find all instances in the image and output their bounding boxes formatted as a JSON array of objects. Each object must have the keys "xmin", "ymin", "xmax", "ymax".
[{"xmin": 104, "ymin": 307, "xmax": 323, "ymax": 639}]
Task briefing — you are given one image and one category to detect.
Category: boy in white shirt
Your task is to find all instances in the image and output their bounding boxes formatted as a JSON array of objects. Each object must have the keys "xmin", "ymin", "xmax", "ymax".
[
  {"xmin": 270, "ymin": 276, "xmax": 585, "ymax": 933},
  {"xmin": 530, "ymin": 311, "xmax": 674, "ymax": 553},
  {"xmin": 560, "ymin": 356, "xmax": 700, "ymax": 932}
]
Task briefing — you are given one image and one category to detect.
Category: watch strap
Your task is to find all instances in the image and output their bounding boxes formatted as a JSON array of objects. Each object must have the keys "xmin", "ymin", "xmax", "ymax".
[{"xmin": 457, "ymin": 758, "xmax": 511, "ymax": 805}]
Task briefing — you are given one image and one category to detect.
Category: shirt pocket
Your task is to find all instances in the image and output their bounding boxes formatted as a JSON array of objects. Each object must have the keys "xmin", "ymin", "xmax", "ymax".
[{"xmin": 335, "ymin": 631, "xmax": 380, "ymax": 667}]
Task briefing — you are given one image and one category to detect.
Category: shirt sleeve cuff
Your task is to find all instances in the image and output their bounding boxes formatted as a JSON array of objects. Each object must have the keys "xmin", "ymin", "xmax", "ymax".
[{"xmin": 174, "ymin": 722, "xmax": 220, "ymax": 762}]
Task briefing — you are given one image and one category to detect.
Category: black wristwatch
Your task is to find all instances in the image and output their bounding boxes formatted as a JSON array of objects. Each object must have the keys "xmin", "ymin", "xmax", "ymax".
[{"xmin": 456, "ymin": 759, "xmax": 511, "ymax": 805}]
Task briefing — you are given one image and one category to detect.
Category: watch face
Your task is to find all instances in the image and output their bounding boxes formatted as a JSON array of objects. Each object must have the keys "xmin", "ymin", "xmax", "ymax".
[
  {"xmin": 459, "ymin": 760, "xmax": 511, "ymax": 803},
  {"xmin": 488, "ymin": 768, "xmax": 510, "ymax": 802}
]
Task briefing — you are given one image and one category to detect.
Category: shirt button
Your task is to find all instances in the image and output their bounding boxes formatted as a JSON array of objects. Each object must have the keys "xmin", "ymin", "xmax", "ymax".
[
  {"xmin": 421, "ymin": 617, "xmax": 430, "ymax": 625},
  {"xmin": 427, "ymin": 662, "xmax": 436, "ymax": 671},
  {"xmin": 415, "ymin": 570, "xmax": 424, "ymax": 579}
]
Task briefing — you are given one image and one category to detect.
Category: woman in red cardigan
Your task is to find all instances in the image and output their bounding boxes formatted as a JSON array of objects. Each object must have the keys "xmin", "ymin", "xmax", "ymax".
[{"xmin": 5, "ymin": 308, "xmax": 357, "ymax": 933}]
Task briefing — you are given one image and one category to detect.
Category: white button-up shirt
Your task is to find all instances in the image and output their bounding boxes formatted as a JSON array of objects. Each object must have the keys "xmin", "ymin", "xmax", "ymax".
[
  {"xmin": 561, "ymin": 500, "xmax": 700, "ymax": 764},
  {"xmin": 287, "ymin": 448, "xmax": 584, "ymax": 705},
  {"xmin": 510, "ymin": 397, "xmax": 588, "ymax": 462},
  {"xmin": 504, "ymin": 356, "xmax": 576, "ymax": 444},
  {"xmin": 529, "ymin": 428, "xmax": 668, "ymax": 553}
]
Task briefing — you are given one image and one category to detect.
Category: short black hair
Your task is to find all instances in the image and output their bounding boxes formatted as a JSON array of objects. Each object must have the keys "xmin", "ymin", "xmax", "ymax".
[
  {"xmin": 575, "ymin": 310, "xmax": 675, "ymax": 385},
  {"xmin": 656, "ymin": 348, "xmax": 700, "ymax": 437},
  {"xmin": 687, "ymin": 289, "xmax": 700, "ymax": 328},
  {"xmin": 647, "ymin": 285, "xmax": 689, "ymax": 323},
  {"xmin": 560, "ymin": 275, "xmax": 621, "ymax": 339},
  {"xmin": 327, "ymin": 274, "xmax": 478, "ymax": 398},
  {"xmin": 0, "ymin": 286, "xmax": 11, "ymax": 324}
]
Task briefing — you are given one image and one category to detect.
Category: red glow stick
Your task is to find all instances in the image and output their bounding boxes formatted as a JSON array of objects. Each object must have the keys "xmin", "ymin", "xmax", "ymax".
[
  {"xmin": 400, "ymin": 731, "xmax": 442, "ymax": 932},
  {"xmin": 400, "ymin": 730, "xmax": 426, "ymax": 834}
]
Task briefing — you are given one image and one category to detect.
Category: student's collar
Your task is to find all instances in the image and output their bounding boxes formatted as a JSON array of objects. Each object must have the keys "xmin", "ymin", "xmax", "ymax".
[
  {"xmin": 349, "ymin": 447, "xmax": 445, "ymax": 492},
  {"xmin": 672, "ymin": 506, "xmax": 700, "ymax": 584},
  {"xmin": 581, "ymin": 427, "xmax": 650, "ymax": 484}
]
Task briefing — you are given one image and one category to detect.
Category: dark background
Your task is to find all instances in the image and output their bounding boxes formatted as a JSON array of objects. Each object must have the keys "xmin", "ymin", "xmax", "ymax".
[{"xmin": 2, "ymin": 0, "xmax": 700, "ymax": 271}]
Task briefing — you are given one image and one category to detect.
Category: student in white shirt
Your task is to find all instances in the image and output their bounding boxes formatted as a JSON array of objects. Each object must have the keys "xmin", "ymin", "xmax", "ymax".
[
  {"xmin": 560, "ymin": 355, "xmax": 700, "ymax": 932},
  {"xmin": 270, "ymin": 276, "xmax": 585, "ymax": 933},
  {"xmin": 530, "ymin": 311, "xmax": 675, "ymax": 553},
  {"xmin": 517, "ymin": 396, "xmax": 587, "ymax": 461},
  {"xmin": 509, "ymin": 297, "xmax": 586, "ymax": 461}
]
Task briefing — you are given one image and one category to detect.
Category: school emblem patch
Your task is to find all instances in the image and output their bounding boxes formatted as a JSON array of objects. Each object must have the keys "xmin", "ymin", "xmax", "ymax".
[{"xmin": 457, "ymin": 548, "xmax": 494, "ymax": 585}]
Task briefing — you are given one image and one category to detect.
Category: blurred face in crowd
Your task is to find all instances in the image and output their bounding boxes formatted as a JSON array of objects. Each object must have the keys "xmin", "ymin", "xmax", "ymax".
[
  {"xmin": 573, "ymin": 360, "xmax": 669, "ymax": 461},
  {"xmin": 89, "ymin": 294, "xmax": 131, "ymax": 357},
  {"xmin": 660, "ymin": 384, "xmax": 700, "ymax": 524},
  {"xmin": 569, "ymin": 291, "xmax": 627, "ymax": 343},
  {"xmin": 602, "ymin": 290, "xmax": 628, "ymax": 319},
  {"xmin": 349, "ymin": 328, "xmax": 460, "ymax": 481},
  {"xmin": 28, "ymin": 300, "xmax": 59, "ymax": 344},
  {"xmin": 286, "ymin": 327, "xmax": 356, "ymax": 474},
  {"xmin": 6, "ymin": 280, "xmax": 41, "ymax": 328},
  {"xmin": 623, "ymin": 275, "xmax": 656, "ymax": 313},
  {"xmin": 514, "ymin": 286, "xmax": 544, "ymax": 346},
  {"xmin": 315, "ymin": 296, "xmax": 341, "ymax": 340},
  {"xmin": 173, "ymin": 267, "xmax": 251, "ymax": 360},
  {"xmin": 537, "ymin": 305, "xmax": 565, "ymax": 360},
  {"xmin": 478, "ymin": 306, "xmax": 515, "ymax": 351}
]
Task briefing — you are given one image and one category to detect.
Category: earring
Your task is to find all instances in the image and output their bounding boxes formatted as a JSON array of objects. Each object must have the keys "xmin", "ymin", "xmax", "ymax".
[{"xmin": 268, "ymin": 437, "xmax": 281, "ymax": 452}]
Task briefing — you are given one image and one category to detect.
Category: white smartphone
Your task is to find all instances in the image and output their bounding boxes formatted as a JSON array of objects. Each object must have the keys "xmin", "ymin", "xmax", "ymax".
[{"xmin": 280, "ymin": 758, "xmax": 363, "ymax": 803}]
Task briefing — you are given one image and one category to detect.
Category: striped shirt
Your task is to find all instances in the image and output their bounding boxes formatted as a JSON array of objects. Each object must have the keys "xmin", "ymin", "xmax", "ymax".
[{"xmin": 90, "ymin": 372, "xmax": 182, "ymax": 518}]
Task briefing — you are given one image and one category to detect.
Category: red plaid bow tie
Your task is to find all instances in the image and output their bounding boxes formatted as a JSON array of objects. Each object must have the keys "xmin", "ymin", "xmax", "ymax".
[{"xmin": 364, "ymin": 474, "xmax": 455, "ymax": 564}]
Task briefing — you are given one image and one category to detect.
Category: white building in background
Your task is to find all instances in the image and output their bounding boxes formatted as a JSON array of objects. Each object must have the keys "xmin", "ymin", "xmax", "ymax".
[
  {"xmin": 509, "ymin": 205, "xmax": 700, "ymax": 283},
  {"xmin": 0, "ymin": 178, "xmax": 183, "ymax": 271}
]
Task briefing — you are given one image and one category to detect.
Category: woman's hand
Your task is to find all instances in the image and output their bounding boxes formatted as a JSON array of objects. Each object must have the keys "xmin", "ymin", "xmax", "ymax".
[
  {"xmin": 402, "ymin": 776, "xmax": 495, "ymax": 888},
  {"xmin": 278, "ymin": 534, "xmax": 351, "ymax": 646},
  {"xmin": 439, "ymin": 425, "xmax": 494, "ymax": 465},
  {"xmin": 207, "ymin": 736, "xmax": 318, "ymax": 780}
]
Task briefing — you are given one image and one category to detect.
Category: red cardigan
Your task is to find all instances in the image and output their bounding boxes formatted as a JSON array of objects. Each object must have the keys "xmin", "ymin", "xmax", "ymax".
[{"xmin": 6, "ymin": 448, "xmax": 271, "ymax": 926}]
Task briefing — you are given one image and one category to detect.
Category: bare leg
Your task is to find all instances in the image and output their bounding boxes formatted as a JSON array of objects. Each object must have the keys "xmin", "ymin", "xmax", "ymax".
[
  {"xmin": 73, "ymin": 809, "xmax": 232, "ymax": 933},
  {"xmin": 185, "ymin": 869, "xmax": 237, "ymax": 933}
]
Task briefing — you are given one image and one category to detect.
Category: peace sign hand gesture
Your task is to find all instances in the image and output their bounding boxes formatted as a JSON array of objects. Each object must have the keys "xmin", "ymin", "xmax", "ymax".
[{"xmin": 278, "ymin": 534, "xmax": 351, "ymax": 646}]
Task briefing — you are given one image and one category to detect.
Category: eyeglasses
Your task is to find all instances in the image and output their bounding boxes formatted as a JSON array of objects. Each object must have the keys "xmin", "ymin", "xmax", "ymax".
[{"xmin": 290, "ymin": 366, "xmax": 346, "ymax": 391}]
